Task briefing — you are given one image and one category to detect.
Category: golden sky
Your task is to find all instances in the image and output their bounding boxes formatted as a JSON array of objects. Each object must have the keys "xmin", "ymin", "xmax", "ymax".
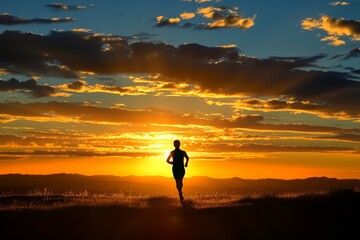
[{"xmin": 0, "ymin": 0, "xmax": 359, "ymax": 179}]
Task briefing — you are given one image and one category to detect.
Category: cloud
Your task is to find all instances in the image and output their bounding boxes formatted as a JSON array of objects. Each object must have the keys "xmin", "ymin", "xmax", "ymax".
[
  {"xmin": 1, "ymin": 131, "xmax": 357, "ymax": 156},
  {"xmin": 196, "ymin": 6, "xmax": 255, "ymax": 29},
  {"xmin": 1, "ymin": 102, "xmax": 359, "ymax": 134},
  {"xmin": 127, "ymin": 32, "xmax": 157, "ymax": 41},
  {"xmin": 0, "ymin": 30, "xmax": 113, "ymax": 78},
  {"xmin": 46, "ymin": 3, "xmax": 94, "ymax": 10},
  {"xmin": 63, "ymin": 80, "xmax": 86, "ymax": 90},
  {"xmin": 56, "ymin": 80, "xmax": 156, "ymax": 96},
  {"xmin": 352, "ymin": 69, "xmax": 360, "ymax": 74},
  {"xmin": 0, "ymin": 150, "xmax": 157, "ymax": 158},
  {"xmin": 0, "ymin": 156, "xmax": 25, "ymax": 161},
  {"xmin": 178, "ymin": 43, "xmax": 240, "ymax": 61},
  {"xmin": 0, "ymin": 101, "xmax": 224, "ymax": 126},
  {"xmin": 0, "ymin": 78, "xmax": 56, "ymax": 97},
  {"xmin": 0, "ymin": 13, "xmax": 74, "ymax": 25},
  {"xmin": 320, "ymin": 35, "xmax": 345, "ymax": 46},
  {"xmin": 0, "ymin": 144, "xmax": 355, "ymax": 156},
  {"xmin": 0, "ymin": 131, "xmax": 156, "ymax": 150},
  {"xmin": 188, "ymin": 142, "xmax": 355, "ymax": 154},
  {"xmin": 194, "ymin": 0, "xmax": 212, "ymax": 3},
  {"xmin": 0, "ymin": 30, "xmax": 359, "ymax": 118},
  {"xmin": 154, "ymin": 5, "xmax": 255, "ymax": 30},
  {"xmin": 302, "ymin": 15, "xmax": 360, "ymax": 46},
  {"xmin": 91, "ymin": 84, "xmax": 152, "ymax": 95},
  {"xmin": 182, "ymin": 0, "xmax": 221, "ymax": 3},
  {"xmin": 317, "ymin": 133, "xmax": 360, "ymax": 143},
  {"xmin": 0, "ymin": 133, "xmax": 76, "ymax": 148},
  {"xmin": 237, "ymin": 97, "xmax": 360, "ymax": 119},
  {"xmin": 155, "ymin": 16, "xmax": 181, "ymax": 27},
  {"xmin": 343, "ymin": 47, "xmax": 360, "ymax": 59},
  {"xmin": 180, "ymin": 12, "xmax": 196, "ymax": 20},
  {"xmin": 331, "ymin": 47, "xmax": 360, "ymax": 60},
  {"xmin": 330, "ymin": 1, "xmax": 350, "ymax": 6}
]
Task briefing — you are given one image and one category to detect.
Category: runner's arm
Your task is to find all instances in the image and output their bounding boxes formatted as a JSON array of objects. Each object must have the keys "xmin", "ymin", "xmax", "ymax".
[
  {"xmin": 184, "ymin": 151, "xmax": 189, "ymax": 167},
  {"xmin": 166, "ymin": 152, "xmax": 173, "ymax": 164}
]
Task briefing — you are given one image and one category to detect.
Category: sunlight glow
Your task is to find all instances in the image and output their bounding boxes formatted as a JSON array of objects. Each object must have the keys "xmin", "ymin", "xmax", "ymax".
[{"xmin": 164, "ymin": 150, "xmax": 171, "ymax": 159}]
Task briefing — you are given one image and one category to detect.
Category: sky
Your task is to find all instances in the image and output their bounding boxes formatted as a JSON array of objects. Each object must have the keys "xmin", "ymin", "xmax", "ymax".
[{"xmin": 0, "ymin": 0, "xmax": 359, "ymax": 179}]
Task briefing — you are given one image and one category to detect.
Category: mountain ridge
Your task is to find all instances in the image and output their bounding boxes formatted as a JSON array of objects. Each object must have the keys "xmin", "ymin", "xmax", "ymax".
[{"xmin": 1, "ymin": 173, "xmax": 359, "ymax": 194}]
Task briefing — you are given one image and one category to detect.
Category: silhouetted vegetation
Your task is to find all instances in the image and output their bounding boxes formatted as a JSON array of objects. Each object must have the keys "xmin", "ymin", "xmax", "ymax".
[{"xmin": 0, "ymin": 188, "xmax": 359, "ymax": 239}]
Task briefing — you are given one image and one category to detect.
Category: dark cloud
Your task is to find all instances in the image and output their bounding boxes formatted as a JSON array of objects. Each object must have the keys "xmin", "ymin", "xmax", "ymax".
[
  {"xmin": 317, "ymin": 133, "xmax": 360, "ymax": 143},
  {"xmin": 0, "ymin": 30, "xmax": 359, "ymax": 118},
  {"xmin": 352, "ymin": 69, "xmax": 360, "ymax": 74},
  {"xmin": 4, "ymin": 64, "xmax": 79, "ymax": 79},
  {"xmin": 64, "ymin": 80, "xmax": 86, "ymax": 90},
  {"xmin": 0, "ymin": 78, "xmax": 56, "ymax": 97},
  {"xmin": 344, "ymin": 47, "xmax": 360, "ymax": 59},
  {"xmin": 332, "ymin": 47, "xmax": 360, "ymax": 60},
  {"xmin": 240, "ymin": 98, "xmax": 360, "ymax": 119},
  {"xmin": 46, "ymin": 3, "xmax": 94, "ymax": 11},
  {"xmin": 0, "ymin": 30, "xmax": 87, "ymax": 78},
  {"xmin": 0, "ymin": 156, "xmax": 25, "ymax": 161},
  {"xmin": 0, "ymin": 13, "xmax": 74, "ymax": 25},
  {"xmin": 127, "ymin": 32, "xmax": 157, "ymax": 41},
  {"xmin": 178, "ymin": 43, "xmax": 240, "ymax": 61}
]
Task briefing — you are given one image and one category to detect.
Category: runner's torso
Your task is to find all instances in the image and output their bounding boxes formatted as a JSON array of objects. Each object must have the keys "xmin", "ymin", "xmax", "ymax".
[{"xmin": 172, "ymin": 149, "xmax": 184, "ymax": 169}]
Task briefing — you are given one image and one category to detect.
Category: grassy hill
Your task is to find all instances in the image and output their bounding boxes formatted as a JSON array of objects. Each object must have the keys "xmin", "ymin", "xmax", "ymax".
[{"xmin": 0, "ymin": 189, "xmax": 358, "ymax": 240}]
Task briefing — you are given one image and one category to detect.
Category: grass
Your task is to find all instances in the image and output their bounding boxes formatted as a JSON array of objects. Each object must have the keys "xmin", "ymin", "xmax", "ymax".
[
  {"xmin": 0, "ymin": 189, "xmax": 359, "ymax": 239},
  {"xmin": 0, "ymin": 189, "xmax": 333, "ymax": 210}
]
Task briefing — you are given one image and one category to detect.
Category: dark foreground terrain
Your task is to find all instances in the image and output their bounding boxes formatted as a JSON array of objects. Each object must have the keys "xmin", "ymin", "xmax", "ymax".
[{"xmin": 0, "ymin": 189, "xmax": 359, "ymax": 240}]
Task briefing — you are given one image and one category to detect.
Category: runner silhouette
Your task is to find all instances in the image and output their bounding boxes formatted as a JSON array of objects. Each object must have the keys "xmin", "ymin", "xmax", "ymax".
[{"xmin": 166, "ymin": 140, "xmax": 189, "ymax": 202}]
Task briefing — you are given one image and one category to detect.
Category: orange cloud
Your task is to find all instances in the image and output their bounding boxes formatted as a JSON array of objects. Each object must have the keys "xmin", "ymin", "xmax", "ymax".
[
  {"xmin": 330, "ymin": 1, "xmax": 350, "ymax": 6},
  {"xmin": 197, "ymin": 6, "xmax": 255, "ymax": 29},
  {"xmin": 180, "ymin": 12, "xmax": 196, "ymax": 20},
  {"xmin": 1, "ymin": 102, "xmax": 359, "ymax": 134},
  {"xmin": 207, "ymin": 16, "xmax": 255, "ymax": 29},
  {"xmin": 46, "ymin": 3, "xmax": 95, "ymax": 10},
  {"xmin": 155, "ymin": 16, "xmax": 180, "ymax": 27},
  {"xmin": 183, "ymin": 0, "xmax": 214, "ymax": 3},
  {"xmin": 187, "ymin": 142, "xmax": 355, "ymax": 154},
  {"xmin": 302, "ymin": 15, "xmax": 360, "ymax": 45},
  {"xmin": 320, "ymin": 35, "xmax": 345, "ymax": 46},
  {"xmin": 56, "ymin": 79, "xmax": 157, "ymax": 96},
  {"xmin": 154, "ymin": 5, "xmax": 254, "ymax": 30}
]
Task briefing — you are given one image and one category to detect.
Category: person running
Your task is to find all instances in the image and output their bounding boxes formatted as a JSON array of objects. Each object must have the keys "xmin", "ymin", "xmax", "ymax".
[{"xmin": 166, "ymin": 140, "xmax": 189, "ymax": 202}]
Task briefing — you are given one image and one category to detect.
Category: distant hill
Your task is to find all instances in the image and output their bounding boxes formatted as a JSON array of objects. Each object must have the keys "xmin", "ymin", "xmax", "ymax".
[{"xmin": 0, "ymin": 174, "xmax": 359, "ymax": 194}]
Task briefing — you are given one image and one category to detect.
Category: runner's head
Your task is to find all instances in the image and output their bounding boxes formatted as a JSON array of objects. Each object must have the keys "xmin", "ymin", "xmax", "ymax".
[{"xmin": 174, "ymin": 140, "xmax": 180, "ymax": 148}]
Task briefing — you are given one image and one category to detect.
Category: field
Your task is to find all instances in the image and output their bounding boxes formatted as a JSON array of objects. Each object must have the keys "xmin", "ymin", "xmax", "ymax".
[{"xmin": 0, "ymin": 188, "xmax": 359, "ymax": 240}]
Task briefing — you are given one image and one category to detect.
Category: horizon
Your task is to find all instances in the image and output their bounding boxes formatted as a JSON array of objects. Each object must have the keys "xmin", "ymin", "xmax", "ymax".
[
  {"xmin": 1, "ymin": 172, "xmax": 358, "ymax": 181},
  {"xmin": 0, "ymin": 0, "xmax": 359, "ymax": 180}
]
